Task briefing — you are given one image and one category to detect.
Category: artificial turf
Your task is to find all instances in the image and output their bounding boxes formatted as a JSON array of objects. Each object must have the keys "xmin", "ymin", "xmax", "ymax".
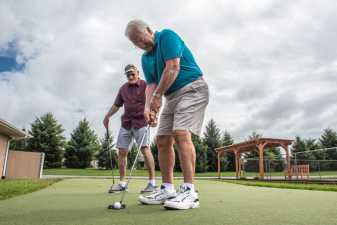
[
  {"xmin": 224, "ymin": 180, "xmax": 337, "ymax": 192},
  {"xmin": 0, "ymin": 179, "xmax": 336, "ymax": 225},
  {"xmin": 0, "ymin": 179, "xmax": 61, "ymax": 200},
  {"xmin": 43, "ymin": 168, "xmax": 337, "ymax": 178}
]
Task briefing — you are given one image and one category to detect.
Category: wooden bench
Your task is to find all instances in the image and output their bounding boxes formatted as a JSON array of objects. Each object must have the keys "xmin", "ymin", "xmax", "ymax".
[{"xmin": 285, "ymin": 164, "xmax": 310, "ymax": 180}]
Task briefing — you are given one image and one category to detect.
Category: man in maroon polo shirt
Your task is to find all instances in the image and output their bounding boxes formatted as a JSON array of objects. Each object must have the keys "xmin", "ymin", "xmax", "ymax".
[{"xmin": 103, "ymin": 64, "xmax": 156, "ymax": 193}]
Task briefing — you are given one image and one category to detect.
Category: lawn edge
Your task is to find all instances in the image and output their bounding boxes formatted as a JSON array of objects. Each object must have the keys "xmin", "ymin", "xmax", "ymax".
[
  {"xmin": 0, "ymin": 178, "xmax": 63, "ymax": 201},
  {"xmin": 221, "ymin": 180, "xmax": 337, "ymax": 192}
]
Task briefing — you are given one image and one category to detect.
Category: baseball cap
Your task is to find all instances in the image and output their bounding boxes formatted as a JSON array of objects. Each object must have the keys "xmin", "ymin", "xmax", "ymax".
[{"xmin": 124, "ymin": 64, "xmax": 138, "ymax": 74}]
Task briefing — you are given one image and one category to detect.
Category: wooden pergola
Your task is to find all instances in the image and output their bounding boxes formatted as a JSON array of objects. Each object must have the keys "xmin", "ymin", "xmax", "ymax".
[{"xmin": 215, "ymin": 138, "xmax": 294, "ymax": 179}]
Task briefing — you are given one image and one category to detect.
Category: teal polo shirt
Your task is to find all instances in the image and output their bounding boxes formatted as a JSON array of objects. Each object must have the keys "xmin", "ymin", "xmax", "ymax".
[{"xmin": 141, "ymin": 29, "xmax": 203, "ymax": 95}]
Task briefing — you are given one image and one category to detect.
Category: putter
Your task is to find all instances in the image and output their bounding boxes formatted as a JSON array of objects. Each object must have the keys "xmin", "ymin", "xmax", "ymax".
[{"xmin": 108, "ymin": 125, "xmax": 150, "ymax": 210}]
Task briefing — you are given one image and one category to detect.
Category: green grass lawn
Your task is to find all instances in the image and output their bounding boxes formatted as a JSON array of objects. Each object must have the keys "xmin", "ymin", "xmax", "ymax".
[
  {"xmin": 1, "ymin": 179, "xmax": 337, "ymax": 225},
  {"xmin": 43, "ymin": 168, "xmax": 337, "ymax": 178},
  {"xmin": 0, "ymin": 179, "xmax": 61, "ymax": 200},
  {"xmin": 43, "ymin": 168, "xmax": 230, "ymax": 177},
  {"xmin": 224, "ymin": 180, "xmax": 337, "ymax": 192}
]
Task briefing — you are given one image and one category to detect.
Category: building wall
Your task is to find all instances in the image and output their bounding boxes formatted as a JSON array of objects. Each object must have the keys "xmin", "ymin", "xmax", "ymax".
[
  {"xmin": 0, "ymin": 134, "xmax": 9, "ymax": 179},
  {"xmin": 5, "ymin": 150, "xmax": 44, "ymax": 179}
]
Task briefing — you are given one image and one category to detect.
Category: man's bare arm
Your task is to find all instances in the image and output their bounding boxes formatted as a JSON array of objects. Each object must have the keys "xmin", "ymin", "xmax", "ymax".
[
  {"xmin": 106, "ymin": 105, "xmax": 120, "ymax": 117},
  {"xmin": 145, "ymin": 83, "xmax": 157, "ymax": 110},
  {"xmin": 103, "ymin": 104, "xmax": 120, "ymax": 128},
  {"xmin": 155, "ymin": 58, "xmax": 180, "ymax": 96}
]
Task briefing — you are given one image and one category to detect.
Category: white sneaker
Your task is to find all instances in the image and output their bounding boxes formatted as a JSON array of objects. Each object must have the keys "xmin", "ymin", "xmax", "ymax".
[
  {"xmin": 163, "ymin": 185, "xmax": 199, "ymax": 210},
  {"xmin": 139, "ymin": 185, "xmax": 176, "ymax": 205}
]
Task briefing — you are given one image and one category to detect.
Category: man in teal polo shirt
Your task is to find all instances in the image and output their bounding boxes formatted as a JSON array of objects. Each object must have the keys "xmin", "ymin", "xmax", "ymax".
[{"xmin": 125, "ymin": 20, "xmax": 209, "ymax": 210}]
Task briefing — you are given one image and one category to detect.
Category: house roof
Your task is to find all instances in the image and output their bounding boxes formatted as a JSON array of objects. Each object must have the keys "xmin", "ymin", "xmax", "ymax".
[{"xmin": 0, "ymin": 118, "xmax": 31, "ymax": 140}]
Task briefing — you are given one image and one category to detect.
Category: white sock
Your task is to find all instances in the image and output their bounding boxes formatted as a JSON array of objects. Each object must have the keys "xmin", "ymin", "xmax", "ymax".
[
  {"xmin": 162, "ymin": 183, "xmax": 175, "ymax": 192},
  {"xmin": 149, "ymin": 179, "xmax": 156, "ymax": 186},
  {"xmin": 119, "ymin": 181, "xmax": 127, "ymax": 187},
  {"xmin": 183, "ymin": 183, "xmax": 194, "ymax": 192}
]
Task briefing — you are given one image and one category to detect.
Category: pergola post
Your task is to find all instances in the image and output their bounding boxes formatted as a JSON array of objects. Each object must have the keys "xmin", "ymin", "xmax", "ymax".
[
  {"xmin": 282, "ymin": 143, "xmax": 291, "ymax": 180},
  {"xmin": 258, "ymin": 143, "xmax": 265, "ymax": 180},
  {"xmin": 234, "ymin": 149, "xmax": 239, "ymax": 179},
  {"xmin": 238, "ymin": 152, "xmax": 242, "ymax": 178},
  {"xmin": 217, "ymin": 151, "xmax": 221, "ymax": 179}
]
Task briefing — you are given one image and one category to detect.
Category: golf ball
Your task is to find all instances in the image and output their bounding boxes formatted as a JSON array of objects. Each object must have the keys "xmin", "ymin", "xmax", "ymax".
[{"xmin": 114, "ymin": 202, "xmax": 122, "ymax": 209}]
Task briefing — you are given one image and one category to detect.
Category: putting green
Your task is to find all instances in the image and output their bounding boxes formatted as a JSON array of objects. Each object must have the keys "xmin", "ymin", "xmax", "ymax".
[{"xmin": 0, "ymin": 179, "xmax": 336, "ymax": 225}]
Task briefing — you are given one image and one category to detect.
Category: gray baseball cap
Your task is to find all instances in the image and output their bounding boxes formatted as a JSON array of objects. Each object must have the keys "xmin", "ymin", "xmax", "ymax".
[{"xmin": 124, "ymin": 64, "xmax": 138, "ymax": 74}]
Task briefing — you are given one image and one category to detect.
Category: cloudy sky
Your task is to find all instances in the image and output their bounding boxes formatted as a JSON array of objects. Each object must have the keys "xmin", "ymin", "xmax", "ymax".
[{"xmin": 1, "ymin": 0, "xmax": 336, "ymax": 143}]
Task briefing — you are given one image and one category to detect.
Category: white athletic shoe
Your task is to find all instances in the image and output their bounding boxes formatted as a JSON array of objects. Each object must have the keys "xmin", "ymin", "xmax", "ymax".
[
  {"xmin": 163, "ymin": 185, "xmax": 199, "ymax": 210},
  {"xmin": 138, "ymin": 185, "xmax": 177, "ymax": 205}
]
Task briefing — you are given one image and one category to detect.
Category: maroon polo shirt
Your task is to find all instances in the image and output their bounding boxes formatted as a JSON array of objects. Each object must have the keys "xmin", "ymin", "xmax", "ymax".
[{"xmin": 114, "ymin": 79, "xmax": 147, "ymax": 130}]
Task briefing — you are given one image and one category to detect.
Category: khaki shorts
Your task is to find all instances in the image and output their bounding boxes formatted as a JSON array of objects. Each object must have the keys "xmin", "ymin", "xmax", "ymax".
[
  {"xmin": 157, "ymin": 78, "xmax": 209, "ymax": 136},
  {"xmin": 116, "ymin": 126, "xmax": 150, "ymax": 150}
]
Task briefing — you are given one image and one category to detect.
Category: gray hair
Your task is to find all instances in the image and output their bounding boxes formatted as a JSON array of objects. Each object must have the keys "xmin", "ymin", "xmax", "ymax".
[{"xmin": 125, "ymin": 19, "xmax": 151, "ymax": 37}]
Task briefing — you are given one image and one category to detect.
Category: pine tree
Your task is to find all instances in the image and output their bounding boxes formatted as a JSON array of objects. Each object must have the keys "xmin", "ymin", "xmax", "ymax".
[
  {"xmin": 291, "ymin": 136, "xmax": 319, "ymax": 161},
  {"xmin": 248, "ymin": 131, "xmax": 262, "ymax": 140},
  {"xmin": 27, "ymin": 113, "xmax": 65, "ymax": 168},
  {"xmin": 97, "ymin": 129, "xmax": 117, "ymax": 169},
  {"xmin": 319, "ymin": 128, "xmax": 337, "ymax": 148},
  {"xmin": 150, "ymin": 141, "xmax": 160, "ymax": 170},
  {"xmin": 244, "ymin": 131, "xmax": 263, "ymax": 159},
  {"xmin": 127, "ymin": 144, "xmax": 139, "ymax": 169},
  {"xmin": 203, "ymin": 119, "xmax": 223, "ymax": 171},
  {"xmin": 64, "ymin": 119, "xmax": 100, "ymax": 168},
  {"xmin": 221, "ymin": 131, "xmax": 234, "ymax": 171},
  {"xmin": 193, "ymin": 134, "xmax": 208, "ymax": 172},
  {"xmin": 243, "ymin": 131, "xmax": 263, "ymax": 172},
  {"xmin": 319, "ymin": 128, "xmax": 337, "ymax": 160}
]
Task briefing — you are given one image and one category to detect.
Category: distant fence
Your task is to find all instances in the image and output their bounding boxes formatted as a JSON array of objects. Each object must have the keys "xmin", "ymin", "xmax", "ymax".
[{"xmin": 5, "ymin": 150, "xmax": 45, "ymax": 179}]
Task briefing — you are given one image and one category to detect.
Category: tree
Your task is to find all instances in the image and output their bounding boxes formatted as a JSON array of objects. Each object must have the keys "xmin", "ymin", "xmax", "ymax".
[
  {"xmin": 149, "ymin": 140, "xmax": 181, "ymax": 172},
  {"xmin": 319, "ymin": 128, "xmax": 337, "ymax": 148},
  {"xmin": 64, "ymin": 119, "xmax": 100, "ymax": 168},
  {"xmin": 248, "ymin": 131, "xmax": 262, "ymax": 140},
  {"xmin": 221, "ymin": 131, "xmax": 234, "ymax": 171},
  {"xmin": 319, "ymin": 128, "xmax": 337, "ymax": 160},
  {"xmin": 203, "ymin": 119, "xmax": 223, "ymax": 171},
  {"xmin": 27, "ymin": 113, "xmax": 65, "ymax": 168},
  {"xmin": 150, "ymin": 140, "xmax": 160, "ymax": 170},
  {"xmin": 292, "ymin": 136, "xmax": 319, "ymax": 164},
  {"xmin": 97, "ymin": 129, "xmax": 117, "ymax": 169},
  {"xmin": 127, "ymin": 144, "xmax": 140, "ymax": 169},
  {"xmin": 9, "ymin": 128, "xmax": 29, "ymax": 150},
  {"xmin": 193, "ymin": 134, "xmax": 208, "ymax": 172},
  {"xmin": 243, "ymin": 131, "xmax": 263, "ymax": 172}
]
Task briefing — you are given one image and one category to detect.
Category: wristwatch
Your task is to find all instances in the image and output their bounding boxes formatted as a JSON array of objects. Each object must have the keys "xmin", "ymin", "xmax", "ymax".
[{"xmin": 152, "ymin": 91, "xmax": 162, "ymax": 98}]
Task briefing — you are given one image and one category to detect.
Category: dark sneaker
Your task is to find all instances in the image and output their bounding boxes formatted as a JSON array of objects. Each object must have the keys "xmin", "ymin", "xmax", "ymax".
[
  {"xmin": 163, "ymin": 185, "xmax": 199, "ymax": 210},
  {"xmin": 138, "ymin": 185, "xmax": 176, "ymax": 205},
  {"xmin": 140, "ymin": 183, "xmax": 157, "ymax": 193},
  {"xmin": 108, "ymin": 183, "xmax": 127, "ymax": 194}
]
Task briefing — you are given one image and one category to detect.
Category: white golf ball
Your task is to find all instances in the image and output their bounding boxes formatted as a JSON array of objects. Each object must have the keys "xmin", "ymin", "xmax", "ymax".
[{"xmin": 114, "ymin": 202, "xmax": 122, "ymax": 209}]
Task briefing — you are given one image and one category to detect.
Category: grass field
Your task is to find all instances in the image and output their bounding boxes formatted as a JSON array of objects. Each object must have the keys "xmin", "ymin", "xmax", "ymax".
[
  {"xmin": 43, "ymin": 168, "xmax": 337, "ymax": 178},
  {"xmin": 0, "ymin": 179, "xmax": 61, "ymax": 200},
  {"xmin": 1, "ymin": 179, "xmax": 337, "ymax": 225},
  {"xmin": 43, "ymin": 168, "xmax": 227, "ymax": 177},
  {"xmin": 225, "ymin": 180, "xmax": 337, "ymax": 192}
]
